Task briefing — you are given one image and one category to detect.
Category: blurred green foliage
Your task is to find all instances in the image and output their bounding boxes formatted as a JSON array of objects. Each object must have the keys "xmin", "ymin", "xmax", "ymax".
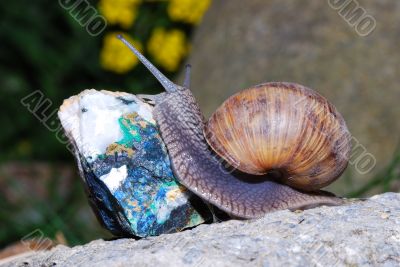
[
  {"xmin": 0, "ymin": 0, "xmax": 205, "ymax": 248},
  {"xmin": 348, "ymin": 145, "xmax": 400, "ymax": 198},
  {"xmin": 0, "ymin": 164, "xmax": 111, "ymax": 248}
]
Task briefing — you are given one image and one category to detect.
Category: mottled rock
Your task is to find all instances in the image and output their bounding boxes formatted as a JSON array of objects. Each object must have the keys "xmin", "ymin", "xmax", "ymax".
[
  {"xmin": 183, "ymin": 0, "xmax": 400, "ymax": 193},
  {"xmin": 3, "ymin": 193, "xmax": 400, "ymax": 267},
  {"xmin": 58, "ymin": 90, "xmax": 210, "ymax": 237}
]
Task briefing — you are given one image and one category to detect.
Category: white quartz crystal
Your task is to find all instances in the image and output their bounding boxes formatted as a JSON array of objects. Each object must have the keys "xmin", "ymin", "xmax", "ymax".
[{"xmin": 58, "ymin": 89, "xmax": 154, "ymax": 161}]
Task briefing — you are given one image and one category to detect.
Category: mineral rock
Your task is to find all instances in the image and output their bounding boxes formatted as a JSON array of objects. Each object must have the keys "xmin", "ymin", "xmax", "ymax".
[{"xmin": 58, "ymin": 90, "xmax": 210, "ymax": 237}]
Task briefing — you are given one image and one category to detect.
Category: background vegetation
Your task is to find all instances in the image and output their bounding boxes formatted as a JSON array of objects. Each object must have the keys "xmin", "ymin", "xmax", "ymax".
[{"xmin": 0, "ymin": 0, "xmax": 210, "ymax": 248}]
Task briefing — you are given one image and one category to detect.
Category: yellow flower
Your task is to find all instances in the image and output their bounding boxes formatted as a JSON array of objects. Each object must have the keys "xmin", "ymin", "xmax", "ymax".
[
  {"xmin": 168, "ymin": 0, "xmax": 211, "ymax": 24},
  {"xmin": 99, "ymin": 0, "xmax": 141, "ymax": 29},
  {"xmin": 100, "ymin": 32, "xmax": 143, "ymax": 74},
  {"xmin": 147, "ymin": 28, "xmax": 188, "ymax": 72}
]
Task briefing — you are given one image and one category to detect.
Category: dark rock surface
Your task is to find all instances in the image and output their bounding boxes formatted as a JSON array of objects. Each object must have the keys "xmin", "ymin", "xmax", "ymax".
[{"xmin": 2, "ymin": 193, "xmax": 400, "ymax": 267}]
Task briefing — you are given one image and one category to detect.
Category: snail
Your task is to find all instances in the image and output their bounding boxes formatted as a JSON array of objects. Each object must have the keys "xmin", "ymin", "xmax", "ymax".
[{"xmin": 117, "ymin": 35, "xmax": 352, "ymax": 219}]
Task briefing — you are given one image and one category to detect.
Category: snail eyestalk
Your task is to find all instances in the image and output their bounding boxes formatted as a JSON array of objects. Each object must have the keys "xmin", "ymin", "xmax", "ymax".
[
  {"xmin": 183, "ymin": 64, "xmax": 191, "ymax": 89},
  {"xmin": 116, "ymin": 34, "xmax": 177, "ymax": 93}
]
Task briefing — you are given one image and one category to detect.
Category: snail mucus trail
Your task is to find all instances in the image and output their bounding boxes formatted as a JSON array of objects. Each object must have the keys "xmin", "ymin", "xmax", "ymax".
[{"xmin": 117, "ymin": 34, "xmax": 352, "ymax": 219}]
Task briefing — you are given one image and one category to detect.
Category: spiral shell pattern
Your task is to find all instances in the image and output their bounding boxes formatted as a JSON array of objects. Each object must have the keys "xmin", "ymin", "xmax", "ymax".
[{"xmin": 204, "ymin": 82, "xmax": 351, "ymax": 191}]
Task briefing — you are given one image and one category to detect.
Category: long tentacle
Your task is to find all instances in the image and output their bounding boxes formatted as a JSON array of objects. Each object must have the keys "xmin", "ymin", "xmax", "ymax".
[
  {"xmin": 117, "ymin": 35, "xmax": 178, "ymax": 93},
  {"xmin": 183, "ymin": 64, "xmax": 191, "ymax": 89}
]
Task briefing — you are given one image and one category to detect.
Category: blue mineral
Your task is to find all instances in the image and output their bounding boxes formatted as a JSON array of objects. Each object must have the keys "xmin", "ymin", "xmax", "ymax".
[{"xmin": 58, "ymin": 90, "xmax": 211, "ymax": 237}]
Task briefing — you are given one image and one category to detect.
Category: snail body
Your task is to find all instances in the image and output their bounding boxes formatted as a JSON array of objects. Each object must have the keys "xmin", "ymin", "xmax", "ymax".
[{"xmin": 118, "ymin": 35, "xmax": 351, "ymax": 219}]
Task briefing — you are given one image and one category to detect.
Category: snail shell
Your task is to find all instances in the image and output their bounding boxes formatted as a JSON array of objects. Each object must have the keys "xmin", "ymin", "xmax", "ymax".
[{"xmin": 204, "ymin": 82, "xmax": 351, "ymax": 191}]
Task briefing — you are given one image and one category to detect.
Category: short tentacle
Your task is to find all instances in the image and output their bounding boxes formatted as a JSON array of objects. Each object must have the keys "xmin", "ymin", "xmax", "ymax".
[{"xmin": 183, "ymin": 64, "xmax": 192, "ymax": 89}]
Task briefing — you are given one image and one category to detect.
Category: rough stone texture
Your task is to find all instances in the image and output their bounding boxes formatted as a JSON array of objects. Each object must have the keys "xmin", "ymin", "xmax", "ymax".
[
  {"xmin": 182, "ymin": 0, "xmax": 400, "ymax": 193},
  {"xmin": 3, "ymin": 192, "xmax": 400, "ymax": 267}
]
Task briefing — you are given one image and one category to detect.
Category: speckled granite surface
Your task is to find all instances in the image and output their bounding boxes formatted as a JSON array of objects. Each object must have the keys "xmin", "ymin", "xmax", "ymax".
[{"xmin": 3, "ymin": 193, "xmax": 399, "ymax": 267}]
